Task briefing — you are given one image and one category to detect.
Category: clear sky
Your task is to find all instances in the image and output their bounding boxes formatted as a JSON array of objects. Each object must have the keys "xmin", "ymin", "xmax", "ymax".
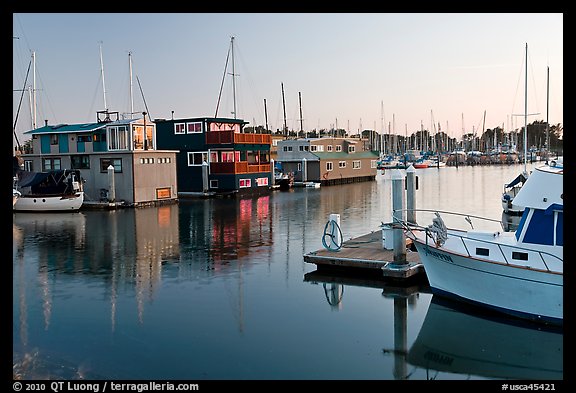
[{"xmin": 13, "ymin": 13, "xmax": 563, "ymax": 145}]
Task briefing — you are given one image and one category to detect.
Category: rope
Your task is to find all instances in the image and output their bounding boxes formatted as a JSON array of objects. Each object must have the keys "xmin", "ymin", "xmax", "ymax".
[{"xmin": 427, "ymin": 211, "xmax": 448, "ymax": 246}]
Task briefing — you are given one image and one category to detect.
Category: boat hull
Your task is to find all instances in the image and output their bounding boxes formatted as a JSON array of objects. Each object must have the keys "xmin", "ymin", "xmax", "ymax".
[
  {"xmin": 13, "ymin": 192, "xmax": 84, "ymax": 212},
  {"xmin": 411, "ymin": 235, "xmax": 562, "ymax": 325}
]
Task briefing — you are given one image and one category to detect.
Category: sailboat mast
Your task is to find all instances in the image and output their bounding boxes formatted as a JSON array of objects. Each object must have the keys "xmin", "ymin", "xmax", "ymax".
[
  {"xmin": 546, "ymin": 65, "xmax": 550, "ymax": 153},
  {"xmin": 129, "ymin": 51, "xmax": 134, "ymax": 119},
  {"xmin": 299, "ymin": 91, "xmax": 304, "ymax": 137},
  {"xmin": 523, "ymin": 43, "xmax": 528, "ymax": 173},
  {"xmin": 230, "ymin": 36, "xmax": 237, "ymax": 119},
  {"xmin": 281, "ymin": 82, "xmax": 287, "ymax": 139},
  {"xmin": 99, "ymin": 41, "xmax": 108, "ymax": 112},
  {"xmin": 32, "ymin": 51, "xmax": 37, "ymax": 129},
  {"xmin": 263, "ymin": 98, "xmax": 269, "ymax": 132}
]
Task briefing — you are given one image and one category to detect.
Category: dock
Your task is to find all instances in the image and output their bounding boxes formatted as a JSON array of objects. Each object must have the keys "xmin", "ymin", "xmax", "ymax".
[{"xmin": 303, "ymin": 230, "xmax": 425, "ymax": 280}]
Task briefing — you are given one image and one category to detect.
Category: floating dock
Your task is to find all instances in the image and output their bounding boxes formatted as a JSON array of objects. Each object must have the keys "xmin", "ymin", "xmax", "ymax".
[{"xmin": 303, "ymin": 230, "xmax": 425, "ymax": 280}]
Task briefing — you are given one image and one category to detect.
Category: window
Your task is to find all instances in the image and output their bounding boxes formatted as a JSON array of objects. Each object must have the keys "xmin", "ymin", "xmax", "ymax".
[
  {"xmin": 299, "ymin": 146, "xmax": 304, "ymax": 151},
  {"xmin": 210, "ymin": 151, "xmax": 219, "ymax": 163},
  {"xmin": 188, "ymin": 152, "xmax": 208, "ymax": 166},
  {"xmin": 371, "ymin": 160, "xmax": 377, "ymax": 168},
  {"xmin": 239, "ymin": 178, "xmax": 251, "ymax": 188},
  {"xmin": 348, "ymin": 145, "xmax": 355, "ymax": 153},
  {"xmin": 310, "ymin": 145, "xmax": 318, "ymax": 152},
  {"xmin": 50, "ymin": 134, "xmax": 58, "ymax": 145},
  {"xmin": 339, "ymin": 161, "xmax": 346, "ymax": 168},
  {"xmin": 512, "ymin": 251, "xmax": 529, "ymax": 261},
  {"xmin": 326, "ymin": 162, "xmax": 333, "ymax": 171},
  {"xmin": 256, "ymin": 177, "xmax": 269, "ymax": 186},
  {"xmin": 187, "ymin": 122, "xmax": 203, "ymax": 133},
  {"xmin": 100, "ymin": 158, "xmax": 122, "ymax": 173},
  {"xmin": 352, "ymin": 160, "xmax": 361, "ymax": 169},
  {"xmin": 221, "ymin": 151, "xmax": 234, "ymax": 162},
  {"xmin": 336, "ymin": 145, "xmax": 342, "ymax": 152},
  {"xmin": 108, "ymin": 126, "xmax": 129, "ymax": 150},
  {"xmin": 297, "ymin": 163, "xmax": 301, "ymax": 171},
  {"xmin": 77, "ymin": 134, "xmax": 92, "ymax": 142},
  {"xmin": 174, "ymin": 123, "xmax": 185, "ymax": 134},
  {"xmin": 210, "ymin": 179, "xmax": 219, "ymax": 188},
  {"xmin": 71, "ymin": 155, "xmax": 90, "ymax": 169},
  {"xmin": 476, "ymin": 248, "xmax": 490, "ymax": 256},
  {"xmin": 327, "ymin": 145, "xmax": 333, "ymax": 152},
  {"xmin": 42, "ymin": 157, "xmax": 61, "ymax": 171}
]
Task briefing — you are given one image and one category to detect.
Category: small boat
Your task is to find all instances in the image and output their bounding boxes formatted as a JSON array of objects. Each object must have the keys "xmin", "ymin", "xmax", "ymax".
[
  {"xmin": 13, "ymin": 169, "xmax": 85, "ymax": 212},
  {"xmin": 407, "ymin": 296, "xmax": 563, "ymax": 380},
  {"xmin": 399, "ymin": 160, "xmax": 563, "ymax": 326}
]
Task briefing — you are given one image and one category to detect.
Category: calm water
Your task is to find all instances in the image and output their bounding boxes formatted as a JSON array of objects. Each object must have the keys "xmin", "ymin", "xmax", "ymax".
[{"xmin": 12, "ymin": 162, "xmax": 562, "ymax": 381}]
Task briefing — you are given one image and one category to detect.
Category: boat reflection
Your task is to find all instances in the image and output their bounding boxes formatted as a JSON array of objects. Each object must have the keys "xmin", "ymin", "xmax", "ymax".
[{"xmin": 407, "ymin": 295, "xmax": 563, "ymax": 380}]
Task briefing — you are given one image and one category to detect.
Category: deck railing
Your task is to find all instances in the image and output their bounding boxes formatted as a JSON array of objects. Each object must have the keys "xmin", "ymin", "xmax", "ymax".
[
  {"xmin": 206, "ymin": 131, "xmax": 272, "ymax": 145},
  {"xmin": 210, "ymin": 162, "xmax": 271, "ymax": 175}
]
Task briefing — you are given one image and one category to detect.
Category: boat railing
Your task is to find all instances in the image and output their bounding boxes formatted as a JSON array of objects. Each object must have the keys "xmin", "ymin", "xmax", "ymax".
[{"xmin": 394, "ymin": 208, "xmax": 563, "ymax": 273}]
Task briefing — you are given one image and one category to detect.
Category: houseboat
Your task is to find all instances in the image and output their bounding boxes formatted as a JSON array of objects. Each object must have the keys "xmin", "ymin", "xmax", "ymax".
[
  {"xmin": 154, "ymin": 116, "xmax": 273, "ymax": 197},
  {"xmin": 275, "ymin": 137, "xmax": 379, "ymax": 186},
  {"xmin": 17, "ymin": 110, "xmax": 179, "ymax": 207}
]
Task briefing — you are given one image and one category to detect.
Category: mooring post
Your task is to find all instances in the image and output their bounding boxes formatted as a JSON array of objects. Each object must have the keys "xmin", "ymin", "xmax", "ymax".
[
  {"xmin": 302, "ymin": 157, "xmax": 307, "ymax": 182},
  {"xmin": 107, "ymin": 164, "xmax": 116, "ymax": 202},
  {"xmin": 391, "ymin": 169, "xmax": 406, "ymax": 264},
  {"xmin": 202, "ymin": 161, "xmax": 209, "ymax": 193},
  {"xmin": 406, "ymin": 164, "xmax": 417, "ymax": 225}
]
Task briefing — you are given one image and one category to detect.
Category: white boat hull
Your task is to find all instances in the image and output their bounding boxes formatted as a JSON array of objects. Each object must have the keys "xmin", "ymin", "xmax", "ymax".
[
  {"xmin": 411, "ymin": 233, "xmax": 562, "ymax": 325},
  {"xmin": 13, "ymin": 192, "xmax": 84, "ymax": 212}
]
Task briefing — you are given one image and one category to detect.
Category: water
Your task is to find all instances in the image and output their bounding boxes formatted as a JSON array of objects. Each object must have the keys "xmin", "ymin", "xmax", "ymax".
[{"xmin": 13, "ymin": 162, "xmax": 562, "ymax": 381}]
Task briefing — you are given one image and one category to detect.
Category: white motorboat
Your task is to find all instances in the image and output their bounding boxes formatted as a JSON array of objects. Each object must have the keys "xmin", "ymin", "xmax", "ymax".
[{"xmin": 399, "ymin": 160, "xmax": 563, "ymax": 326}]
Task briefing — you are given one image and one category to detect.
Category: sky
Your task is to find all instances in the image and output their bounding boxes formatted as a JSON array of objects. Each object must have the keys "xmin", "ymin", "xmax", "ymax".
[{"xmin": 12, "ymin": 13, "xmax": 563, "ymax": 147}]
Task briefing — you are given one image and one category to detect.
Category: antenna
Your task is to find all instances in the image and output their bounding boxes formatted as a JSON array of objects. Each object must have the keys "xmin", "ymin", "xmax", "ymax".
[{"xmin": 99, "ymin": 41, "xmax": 108, "ymax": 112}]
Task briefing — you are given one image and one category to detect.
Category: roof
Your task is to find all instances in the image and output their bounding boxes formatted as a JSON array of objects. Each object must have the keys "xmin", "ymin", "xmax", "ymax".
[
  {"xmin": 24, "ymin": 122, "xmax": 106, "ymax": 135},
  {"xmin": 313, "ymin": 151, "xmax": 379, "ymax": 160}
]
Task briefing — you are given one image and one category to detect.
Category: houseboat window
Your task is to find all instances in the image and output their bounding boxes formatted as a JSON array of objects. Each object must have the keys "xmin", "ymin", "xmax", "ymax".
[
  {"xmin": 348, "ymin": 146, "xmax": 356, "ymax": 153},
  {"xmin": 326, "ymin": 162, "xmax": 333, "ymax": 171},
  {"xmin": 299, "ymin": 146, "xmax": 304, "ymax": 151},
  {"xmin": 371, "ymin": 160, "xmax": 377, "ymax": 168},
  {"xmin": 352, "ymin": 160, "xmax": 361, "ymax": 169},
  {"xmin": 210, "ymin": 180, "xmax": 219, "ymax": 188},
  {"xmin": 188, "ymin": 152, "xmax": 208, "ymax": 166},
  {"xmin": 186, "ymin": 122, "xmax": 202, "ymax": 133},
  {"xmin": 71, "ymin": 155, "xmax": 90, "ymax": 169},
  {"xmin": 256, "ymin": 177, "xmax": 269, "ymax": 186},
  {"xmin": 272, "ymin": 139, "xmax": 279, "ymax": 146},
  {"xmin": 42, "ymin": 157, "xmax": 61, "ymax": 171},
  {"xmin": 297, "ymin": 163, "xmax": 301, "ymax": 171},
  {"xmin": 317, "ymin": 145, "xmax": 324, "ymax": 152},
  {"xmin": 100, "ymin": 158, "xmax": 122, "ymax": 173},
  {"xmin": 108, "ymin": 126, "xmax": 129, "ymax": 150},
  {"xmin": 327, "ymin": 145, "xmax": 333, "ymax": 152},
  {"xmin": 339, "ymin": 161, "xmax": 346, "ymax": 168},
  {"xmin": 239, "ymin": 179, "xmax": 251, "ymax": 188},
  {"xmin": 512, "ymin": 251, "xmax": 529, "ymax": 261},
  {"xmin": 174, "ymin": 123, "xmax": 186, "ymax": 134},
  {"xmin": 210, "ymin": 152, "xmax": 219, "ymax": 163},
  {"xmin": 335, "ymin": 145, "xmax": 342, "ymax": 152},
  {"xmin": 24, "ymin": 160, "xmax": 33, "ymax": 171},
  {"xmin": 50, "ymin": 134, "xmax": 58, "ymax": 145},
  {"xmin": 221, "ymin": 151, "xmax": 234, "ymax": 163},
  {"xmin": 235, "ymin": 151, "xmax": 241, "ymax": 162},
  {"xmin": 77, "ymin": 134, "xmax": 92, "ymax": 142},
  {"xmin": 210, "ymin": 123, "xmax": 240, "ymax": 132},
  {"xmin": 476, "ymin": 248, "xmax": 490, "ymax": 256}
]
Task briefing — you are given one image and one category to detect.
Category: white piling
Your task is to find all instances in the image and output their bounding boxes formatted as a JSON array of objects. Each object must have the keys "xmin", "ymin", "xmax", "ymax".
[
  {"xmin": 302, "ymin": 157, "xmax": 307, "ymax": 182},
  {"xmin": 107, "ymin": 164, "xmax": 116, "ymax": 202},
  {"xmin": 391, "ymin": 169, "xmax": 406, "ymax": 264},
  {"xmin": 202, "ymin": 161, "xmax": 209, "ymax": 193},
  {"xmin": 406, "ymin": 164, "xmax": 417, "ymax": 225}
]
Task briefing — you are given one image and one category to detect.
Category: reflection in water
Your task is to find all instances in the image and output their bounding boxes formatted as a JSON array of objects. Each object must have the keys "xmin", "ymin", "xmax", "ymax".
[
  {"xmin": 304, "ymin": 269, "xmax": 427, "ymax": 380},
  {"xmin": 407, "ymin": 296, "xmax": 563, "ymax": 380}
]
